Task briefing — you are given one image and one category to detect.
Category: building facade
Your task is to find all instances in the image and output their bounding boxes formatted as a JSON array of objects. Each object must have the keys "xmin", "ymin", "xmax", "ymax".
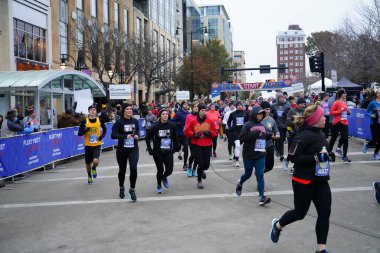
[
  {"xmin": 199, "ymin": 5, "xmax": 233, "ymax": 56},
  {"xmin": 276, "ymin": 24, "xmax": 306, "ymax": 84},
  {"xmin": 233, "ymin": 50, "xmax": 246, "ymax": 84}
]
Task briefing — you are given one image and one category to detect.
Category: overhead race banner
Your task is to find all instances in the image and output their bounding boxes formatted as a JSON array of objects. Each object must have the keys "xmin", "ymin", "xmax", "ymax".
[
  {"xmin": 109, "ymin": 84, "xmax": 131, "ymax": 99},
  {"xmin": 211, "ymin": 80, "xmax": 294, "ymax": 101}
]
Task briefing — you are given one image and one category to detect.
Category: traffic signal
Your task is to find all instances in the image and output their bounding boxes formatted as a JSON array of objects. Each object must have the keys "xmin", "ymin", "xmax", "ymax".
[{"xmin": 309, "ymin": 55, "xmax": 323, "ymax": 73}]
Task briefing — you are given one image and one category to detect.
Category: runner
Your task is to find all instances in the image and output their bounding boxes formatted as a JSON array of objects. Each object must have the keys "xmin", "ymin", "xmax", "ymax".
[
  {"xmin": 78, "ymin": 105, "xmax": 107, "ymax": 185},
  {"xmin": 184, "ymin": 103, "xmax": 218, "ymax": 189},
  {"xmin": 321, "ymin": 94, "xmax": 330, "ymax": 139},
  {"xmin": 171, "ymin": 101, "xmax": 190, "ymax": 170},
  {"xmin": 270, "ymin": 105, "xmax": 336, "ymax": 253},
  {"xmin": 223, "ymin": 102, "xmax": 236, "ymax": 160},
  {"xmin": 365, "ymin": 90, "xmax": 380, "ymax": 160},
  {"xmin": 145, "ymin": 109, "xmax": 157, "ymax": 150},
  {"xmin": 235, "ymin": 106, "xmax": 271, "ymax": 206},
  {"xmin": 185, "ymin": 103, "xmax": 199, "ymax": 177},
  {"xmin": 227, "ymin": 101, "xmax": 249, "ymax": 167},
  {"xmin": 111, "ymin": 103, "xmax": 139, "ymax": 201},
  {"xmin": 329, "ymin": 89, "xmax": 351, "ymax": 162},
  {"xmin": 206, "ymin": 103, "xmax": 221, "ymax": 157},
  {"xmin": 146, "ymin": 109, "xmax": 177, "ymax": 194},
  {"xmin": 260, "ymin": 101, "xmax": 279, "ymax": 173}
]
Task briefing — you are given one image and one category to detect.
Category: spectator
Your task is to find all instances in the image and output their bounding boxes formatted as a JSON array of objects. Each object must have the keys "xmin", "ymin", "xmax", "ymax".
[
  {"xmin": 99, "ymin": 104, "xmax": 111, "ymax": 123},
  {"xmin": 23, "ymin": 108, "xmax": 40, "ymax": 132},
  {"xmin": 57, "ymin": 108, "xmax": 81, "ymax": 128},
  {"xmin": 3, "ymin": 109, "xmax": 34, "ymax": 137}
]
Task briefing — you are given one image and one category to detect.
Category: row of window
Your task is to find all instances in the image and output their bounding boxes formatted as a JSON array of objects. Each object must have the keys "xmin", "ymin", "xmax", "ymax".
[
  {"xmin": 278, "ymin": 67, "xmax": 304, "ymax": 73},
  {"xmin": 279, "ymin": 60, "xmax": 304, "ymax": 67},
  {"xmin": 279, "ymin": 56, "xmax": 304, "ymax": 61},
  {"xmin": 13, "ymin": 19, "xmax": 46, "ymax": 63},
  {"xmin": 279, "ymin": 49, "xmax": 304, "ymax": 54},
  {"xmin": 279, "ymin": 43, "xmax": 304, "ymax": 48},
  {"xmin": 278, "ymin": 37, "xmax": 304, "ymax": 42}
]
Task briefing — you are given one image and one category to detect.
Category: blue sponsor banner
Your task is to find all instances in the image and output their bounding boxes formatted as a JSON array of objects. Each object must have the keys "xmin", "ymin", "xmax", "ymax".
[
  {"xmin": 348, "ymin": 109, "xmax": 372, "ymax": 140},
  {"xmin": 0, "ymin": 122, "xmax": 144, "ymax": 178}
]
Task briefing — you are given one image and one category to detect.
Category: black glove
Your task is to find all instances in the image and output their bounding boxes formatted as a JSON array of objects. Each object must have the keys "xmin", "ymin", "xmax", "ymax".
[
  {"xmin": 193, "ymin": 133, "xmax": 200, "ymax": 139},
  {"xmin": 98, "ymin": 136, "xmax": 103, "ymax": 141},
  {"xmin": 316, "ymin": 153, "xmax": 330, "ymax": 163},
  {"xmin": 203, "ymin": 131, "xmax": 211, "ymax": 137},
  {"xmin": 329, "ymin": 152, "xmax": 336, "ymax": 162}
]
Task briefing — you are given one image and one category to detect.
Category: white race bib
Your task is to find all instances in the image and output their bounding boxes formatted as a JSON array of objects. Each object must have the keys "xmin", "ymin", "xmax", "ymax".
[
  {"xmin": 124, "ymin": 137, "xmax": 135, "ymax": 148},
  {"xmin": 324, "ymin": 108, "xmax": 329, "ymax": 115},
  {"xmin": 160, "ymin": 139, "xmax": 171, "ymax": 149},
  {"xmin": 124, "ymin": 124, "xmax": 134, "ymax": 132},
  {"xmin": 89, "ymin": 134, "xmax": 98, "ymax": 144},
  {"xmin": 236, "ymin": 117, "xmax": 244, "ymax": 126},
  {"xmin": 277, "ymin": 110, "xmax": 284, "ymax": 117},
  {"xmin": 341, "ymin": 111, "xmax": 347, "ymax": 120},
  {"xmin": 254, "ymin": 139, "xmax": 266, "ymax": 152}
]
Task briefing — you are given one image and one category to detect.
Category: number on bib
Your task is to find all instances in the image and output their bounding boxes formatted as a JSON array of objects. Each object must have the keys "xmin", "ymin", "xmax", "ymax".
[
  {"xmin": 124, "ymin": 137, "xmax": 135, "ymax": 148},
  {"xmin": 254, "ymin": 139, "xmax": 266, "ymax": 152},
  {"xmin": 89, "ymin": 134, "xmax": 98, "ymax": 144}
]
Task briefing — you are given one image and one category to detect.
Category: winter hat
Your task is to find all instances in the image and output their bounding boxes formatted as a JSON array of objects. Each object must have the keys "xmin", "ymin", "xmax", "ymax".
[
  {"xmin": 198, "ymin": 103, "xmax": 207, "ymax": 111},
  {"xmin": 180, "ymin": 101, "xmax": 187, "ymax": 108},
  {"xmin": 6, "ymin": 110, "xmax": 16, "ymax": 119},
  {"xmin": 276, "ymin": 93, "xmax": 285, "ymax": 100},
  {"xmin": 297, "ymin": 98, "xmax": 307, "ymax": 105},
  {"xmin": 260, "ymin": 101, "xmax": 271, "ymax": 109}
]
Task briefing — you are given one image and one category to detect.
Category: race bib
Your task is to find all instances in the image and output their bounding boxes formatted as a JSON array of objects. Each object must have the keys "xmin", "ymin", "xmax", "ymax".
[
  {"xmin": 277, "ymin": 110, "xmax": 284, "ymax": 117},
  {"xmin": 315, "ymin": 160, "xmax": 330, "ymax": 176},
  {"xmin": 146, "ymin": 122, "xmax": 152, "ymax": 127},
  {"xmin": 89, "ymin": 134, "xmax": 98, "ymax": 144},
  {"xmin": 160, "ymin": 139, "xmax": 171, "ymax": 149},
  {"xmin": 325, "ymin": 108, "xmax": 329, "ymax": 115},
  {"xmin": 236, "ymin": 117, "xmax": 244, "ymax": 126},
  {"xmin": 254, "ymin": 139, "xmax": 266, "ymax": 152},
  {"xmin": 341, "ymin": 111, "xmax": 347, "ymax": 120},
  {"xmin": 124, "ymin": 137, "xmax": 135, "ymax": 148},
  {"xmin": 124, "ymin": 124, "xmax": 134, "ymax": 133}
]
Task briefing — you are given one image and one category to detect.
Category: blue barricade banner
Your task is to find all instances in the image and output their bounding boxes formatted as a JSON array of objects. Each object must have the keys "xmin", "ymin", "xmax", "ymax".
[
  {"xmin": 0, "ymin": 122, "xmax": 146, "ymax": 178},
  {"xmin": 348, "ymin": 108, "xmax": 372, "ymax": 140}
]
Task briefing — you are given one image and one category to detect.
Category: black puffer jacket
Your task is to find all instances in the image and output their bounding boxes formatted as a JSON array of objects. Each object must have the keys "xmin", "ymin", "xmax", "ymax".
[{"xmin": 289, "ymin": 125, "xmax": 330, "ymax": 181}]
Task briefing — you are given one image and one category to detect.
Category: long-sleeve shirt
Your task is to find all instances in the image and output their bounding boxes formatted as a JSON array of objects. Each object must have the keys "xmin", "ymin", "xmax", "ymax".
[
  {"xmin": 222, "ymin": 108, "xmax": 235, "ymax": 129},
  {"xmin": 330, "ymin": 100, "xmax": 349, "ymax": 125},
  {"xmin": 146, "ymin": 121, "xmax": 177, "ymax": 154},
  {"xmin": 78, "ymin": 117, "xmax": 107, "ymax": 138},
  {"xmin": 111, "ymin": 117, "xmax": 139, "ymax": 149},
  {"xmin": 365, "ymin": 100, "xmax": 380, "ymax": 125}
]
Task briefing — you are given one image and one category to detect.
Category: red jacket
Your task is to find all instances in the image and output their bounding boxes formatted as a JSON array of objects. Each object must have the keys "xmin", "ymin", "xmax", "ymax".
[
  {"xmin": 330, "ymin": 100, "xmax": 349, "ymax": 125},
  {"xmin": 184, "ymin": 116, "xmax": 218, "ymax": 146},
  {"xmin": 206, "ymin": 110, "xmax": 221, "ymax": 129}
]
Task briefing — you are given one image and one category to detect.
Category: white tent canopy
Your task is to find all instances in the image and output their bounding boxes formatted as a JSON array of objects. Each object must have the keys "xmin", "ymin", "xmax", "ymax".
[{"xmin": 308, "ymin": 78, "xmax": 336, "ymax": 94}]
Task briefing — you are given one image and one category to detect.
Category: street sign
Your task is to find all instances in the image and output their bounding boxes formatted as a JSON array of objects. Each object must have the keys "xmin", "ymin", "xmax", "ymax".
[
  {"xmin": 109, "ymin": 84, "xmax": 131, "ymax": 99},
  {"xmin": 176, "ymin": 91, "xmax": 190, "ymax": 100},
  {"xmin": 260, "ymin": 65, "xmax": 271, "ymax": 74}
]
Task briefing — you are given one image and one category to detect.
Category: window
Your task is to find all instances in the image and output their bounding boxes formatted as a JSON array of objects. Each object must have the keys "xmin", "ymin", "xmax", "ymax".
[
  {"xmin": 295, "ymin": 50, "xmax": 298, "ymax": 54},
  {"xmin": 280, "ymin": 50, "xmax": 283, "ymax": 55},
  {"xmin": 59, "ymin": 0, "xmax": 68, "ymax": 56},
  {"xmin": 300, "ymin": 62, "xmax": 303, "ymax": 66},
  {"xmin": 136, "ymin": 17, "xmax": 141, "ymax": 42},
  {"xmin": 206, "ymin": 6, "xmax": 219, "ymax": 15},
  {"xmin": 103, "ymin": 0, "xmax": 109, "ymax": 24},
  {"xmin": 160, "ymin": 34, "xmax": 164, "ymax": 52},
  {"xmin": 124, "ymin": 9, "xmax": 128, "ymax": 35},
  {"xmin": 300, "ymin": 56, "xmax": 304, "ymax": 60},
  {"xmin": 289, "ymin": 62, "xmax": 293, "ymax": 66},
  {"xmin": 300, "ymin": 49, "xmax": 303, "ymax": 53},
  {"xmin": 280, "ymin": 44, "xmax": 283, "ymax": 48},
  {"xmin": 284, "ymin": 50, "xmax": 288, "ymax": 54},
  {"xmin": 295, "ymin": 68, "xmax": 299, "ymax": 73},
  {"xmin": 14, "ymin": 18, "xmax": 46, "ymax": 62},
  {"xmin": 91, "ymin": 0, "xmax": 97, "ymax": 17},
  {"xmin": 300, "ymin": 68, "xmax": 304, "ymax": 72},
  {"xmin": 295, "ymin": 62, "xmax": 299, "ymax": 66},
  {"xmin": 284, "ymin": 56, "xmax": 288, "ymax": 60},
  {"xmin": 295, "ymin": 43, "xmax": 298, "ymax": 48},
  {"xmin": 290, "ymin": 56, "xmax": 293, "ymax": 60},
  {"xmin": 114, "ymin": 2, "xmax": 119, "ymax": 29},
  {"xmin": 290, "ymin": 50, "xmax": 293, "ymax": 54},
  {"xmin": 294, "ymin": 56, "xmax": 299, "ymax": 60},
  {"xmin": 284, "ymin": 44, "xmax": 288, "ymax": 48},
  {"xmin": 289, "ymin": 43, "xmax": 293, "ymax": 48},
  {"xmin": 280, "ymin": 57, "xmax": 283, "ymax": 61},
  {"xmin": 76, "ymin": 0, "xmax": 83, "ymax": 10}
]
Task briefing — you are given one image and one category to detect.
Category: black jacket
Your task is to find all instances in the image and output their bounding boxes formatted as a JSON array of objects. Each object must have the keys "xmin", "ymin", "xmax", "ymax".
[
  {"xmin": 111, "ymin": 117, "xmax": 139, "ymax": 149},
  {"xmin": 289, "ymin": 125, "xmax": 330, "ymax": 181},
  {"xmin": 146, "ymin": 121, "xmax": 177, "ymax": 154},
  {"xmin": 227, "ymin": 109, "xmax": 249, "ymax": 139},
  {"xmin": 240, "ymin": 106, "xmax": 272, "ymax": 160}
]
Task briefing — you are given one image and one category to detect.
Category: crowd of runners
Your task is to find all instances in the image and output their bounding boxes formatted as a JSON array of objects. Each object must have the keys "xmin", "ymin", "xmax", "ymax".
[{"xmin": 77, "ymin": 88, "xmax": 380, "ymax": 253}]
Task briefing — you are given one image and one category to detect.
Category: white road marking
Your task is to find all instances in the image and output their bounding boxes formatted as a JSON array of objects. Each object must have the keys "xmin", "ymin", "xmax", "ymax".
[
  {"xmin": 0, "ymin": 186, "xmax": 372, "ymax": 209},
  {"xmin": 24, "ymin": 160, "xmax": 380, "ymax": 183}
]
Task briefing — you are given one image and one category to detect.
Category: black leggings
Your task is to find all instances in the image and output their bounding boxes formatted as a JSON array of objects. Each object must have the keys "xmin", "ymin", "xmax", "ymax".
[
  {"xmin": 275, "ymin": 127, "xmax": 287, "ymax": 157},
  {"xmin": 153, "ymin": 151, "xmax": 173, "ymax": 187},
  {"xmin": 265, "ymin": 145, "xmax": 274, "ymax": 173},
  {"xmin": 116, "ymin": 147, "xmax": 139, "ymax": 189},
  {"xmin": 188, "ymin": 154, "xmax": 198, "ymax": 169},
  {"xmin": 212, "ymin": 137, "xmax": 218, "ymax": 153},
  {"xmin": 178, "ymin": 136, "xmax": 189, "ymax": 166},
  {"xmin": 190, "ymin": 145, "xmax": 212, "ymax": 182},
  {"xmin": 323, "ymin": 116, "xmax": 329, "ymax": 139},
  {"xmin": 329, "ymin": 122, "xmax": 348, "ymax": 157},
  {"xmin": 279, "ymin": 180, "xmax": 331, "ymax": 244},
  {"xmin": 226, "ymin": 129, "xmax": 235, "ymax": 155},
  {"xmin": 373, "ymin": 124, "xmax": 380, "ymax": 154}
]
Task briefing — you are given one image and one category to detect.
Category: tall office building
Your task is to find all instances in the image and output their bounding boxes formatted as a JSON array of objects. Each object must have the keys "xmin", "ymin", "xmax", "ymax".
[
  {"xmin": 199, "ymin": 5, "xmax": 233, "ymax": 56},
  {"xmin": 276, "ymin": 25, "xmax": 306, "ymax": 83},
  {"xmin": 233, "ymin": 50, "xmax": 246, "ymax": 84},
  {"xmin": 179, "ymin": 0, "xmax": 201, "ymax": 55}
]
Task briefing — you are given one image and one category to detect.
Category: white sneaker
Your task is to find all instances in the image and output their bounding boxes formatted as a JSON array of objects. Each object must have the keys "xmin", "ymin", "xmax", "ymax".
[
  {"xmin": 282, "ymin": 159, "xmax": 288, "ymax": 171},
  {"xmin": 235, "ymin": 161, "xmax": 240, "ymax": 167},
  {"xmin": 289, "ymin": 168, "xmax": 294, "ymax": 175}
]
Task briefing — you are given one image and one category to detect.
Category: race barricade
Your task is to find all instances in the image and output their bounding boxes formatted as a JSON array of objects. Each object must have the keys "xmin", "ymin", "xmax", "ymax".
[{"xmin": 347, "ymin": 108, "xmax": 372, "ymax": 140}]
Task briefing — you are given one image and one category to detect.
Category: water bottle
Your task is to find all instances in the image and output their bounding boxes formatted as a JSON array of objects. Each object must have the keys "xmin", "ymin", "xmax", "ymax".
[{"xmin": 320, "ymin": 146, "xmax": 328, "ymax": 168}]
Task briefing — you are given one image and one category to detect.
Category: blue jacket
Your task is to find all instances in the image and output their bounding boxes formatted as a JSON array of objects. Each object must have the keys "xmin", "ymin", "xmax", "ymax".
[{"xmin": 170, "ymin": 108, "xmax": 190, "ymax": 136}]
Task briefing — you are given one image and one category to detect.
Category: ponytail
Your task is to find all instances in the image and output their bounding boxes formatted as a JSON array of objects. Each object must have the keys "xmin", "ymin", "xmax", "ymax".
[{"xmin": 292, "ymin": 104, "xmax": 320, "ymax": 130}]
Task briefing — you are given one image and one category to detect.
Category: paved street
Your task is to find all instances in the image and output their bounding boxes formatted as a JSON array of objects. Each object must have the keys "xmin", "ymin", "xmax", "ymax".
[{"xmin": 1, "ymin": 138, "xmax": 379, "ymax": 253}]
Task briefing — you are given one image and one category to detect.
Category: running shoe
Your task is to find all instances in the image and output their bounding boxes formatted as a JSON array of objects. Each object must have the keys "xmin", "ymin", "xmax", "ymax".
[
  {"xmin": 192, "ymin": 169, "xmax": 198, "ymax": 177},
  {"xmin": 259, "ymin": 196, "xmax": 271, "ymax": 206},
  {"xmin": 88, "ymin": 176, "xmax": 93, "ymax": 185},
  {"xmin": 197, "ymin": 181, "xmax": 204, "ymax": 189},
  {"xmin": 282, "ymin": 159, "xmax": 288, "ymax": 171},
  {"xmin": 156, "ymin": 186, "xmax": 162, "ymax": 194},
  {"xmin": 229, "ymin": 154, "xmax": 233, "ymax": 160},
  {"xmin": 373, "ymin": 181, "xmax": 380, "ymax": 204},
  {"xmin": 213, "ymin": 152, "xmax": 217, "ymax": 157},
  {"xmin": 129, "ymin": 189, "xmax": 137, "ymax": 202},
  {"xmin": 236, "ymin": 179, "xmax": 242, "ymax": 196},
  {"xmin": 289, "ymin": 168, "xmax": 294, "ymax": 175},
  {"xmin": 163, "ymin": 178, "xmax": 169, "ymax": 188},
  {"xmin": 280, "ymin": 156, "xmax": 284, "ymax": 162},
  {"xmin": 201, "ymin": 171, "xmax": 206, "ymax": 179},
  {"xmin": 363, "ymin": 142, "xmax": 369, "ymax": 153},
  {"xmin": 178, "ymin": 154, "xmax": 183, "ymax": 160},
  {"xmin": 224, "ymin": 137, "xmax": 227, "ymax": 141},
  {"xmin": 373, "ymin": 154, "xmax": 380, "ymax": 160},
  {"xmin": 91, "ymin": 168, "xmax": 97, "ymax": 179},
  {"xmin": 269, "ymin": 218, "xmax": 282, "ymax": 243},
  {"xmin": 234, "ymin": 161, "xmax": 240, "ymax": 167},
  {"xmin": 335, "ymin": 147, "xmax": 343, "ymax": 156},
  {"xmin": 187, "ymin": 167, "xmax": 192, "ymax": 177},
  {"xmin": 119, "ymin": 187, "xmax": 125, "ymax": 199},
  {"xmin": 342, "ymin": 156, "xmax": 351, "ymax": 162},
  {"xmin": 182, "ymin": 164, "xmax": 188, "ymax": 171}
]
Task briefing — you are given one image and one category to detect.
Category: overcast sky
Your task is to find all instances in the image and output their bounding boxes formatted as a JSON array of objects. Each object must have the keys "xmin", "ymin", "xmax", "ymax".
[{"xmin": 195, "ymin": 0, "xmax": 369, "ymax": 82}]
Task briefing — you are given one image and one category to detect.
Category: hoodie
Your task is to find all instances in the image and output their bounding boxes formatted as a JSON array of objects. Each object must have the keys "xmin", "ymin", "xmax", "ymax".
[
  {"xmin": 239, "ymin": 106, "xmax": 272, "ymax": 160},
  {"xmin": 270, "ymin": 100, "xmax": 291, "ymax": 128},
  {"xmin": 170, "ymin": 108, "xmax": 190, "ymax": 136}
]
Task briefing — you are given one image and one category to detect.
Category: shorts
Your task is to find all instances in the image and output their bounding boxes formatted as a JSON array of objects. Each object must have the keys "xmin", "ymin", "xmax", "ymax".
[{"xmin": 85, "ymin": 145, "xmax": 101, "ymax": 164}]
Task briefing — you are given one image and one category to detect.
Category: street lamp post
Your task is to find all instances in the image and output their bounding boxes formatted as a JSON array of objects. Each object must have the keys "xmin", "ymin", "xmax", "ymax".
[
  {"xmin": 60, "ymin": 54, "xmax": 82, "ymax": 70},
  {"xmin": 176, "ymin": 26, "xmax": 208, "ymax": 101}
]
